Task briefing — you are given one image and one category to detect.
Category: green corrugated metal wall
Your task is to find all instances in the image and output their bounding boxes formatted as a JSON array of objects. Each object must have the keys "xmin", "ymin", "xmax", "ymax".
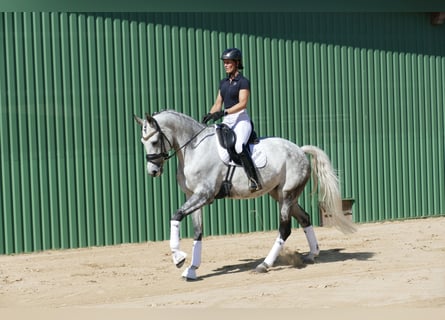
[{"xmin": 1, "ymin": 12, "xmax": 444, "ymax": 254}]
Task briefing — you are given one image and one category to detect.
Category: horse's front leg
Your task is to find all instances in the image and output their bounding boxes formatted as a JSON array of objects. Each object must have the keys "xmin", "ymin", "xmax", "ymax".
[
  {"xmin": 169, "ymin": 191, "xmax": 210, "ymax": 275},
  {"xmin": 180, "ymin": 209, "xmax": 203, "ymax": 280}
]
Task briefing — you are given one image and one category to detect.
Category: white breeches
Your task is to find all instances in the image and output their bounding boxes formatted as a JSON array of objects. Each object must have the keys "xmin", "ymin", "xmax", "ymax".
[{"xmin": 223, "ymin": 109, "xmax": 252, "ymax": 154}]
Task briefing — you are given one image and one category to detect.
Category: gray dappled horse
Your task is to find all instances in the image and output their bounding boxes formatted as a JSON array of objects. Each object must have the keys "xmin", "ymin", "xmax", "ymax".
[{"xmin": 134, "ymin": 110, "xmax": 356, "ymax": 280}]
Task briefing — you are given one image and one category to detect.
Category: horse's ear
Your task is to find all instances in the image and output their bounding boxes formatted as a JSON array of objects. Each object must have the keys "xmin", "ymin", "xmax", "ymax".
[
  {"xmin": 145, "ymin": 113, "xmax": 156, "ymax": 126},
  {"xmin": 134, "ymin": 115, "xmax": 144, "ymax": 126}
]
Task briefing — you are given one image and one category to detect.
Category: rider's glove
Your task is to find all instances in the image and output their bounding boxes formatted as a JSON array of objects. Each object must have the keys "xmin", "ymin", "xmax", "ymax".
[
  {"xmin": 201, "ymin": 110, "xmax": 226, "ymax": 124},
  {"xmin": 201, "ymin": 113, "xmax": 213, "ymax": 124},
  {"xmin": 210, "ymin": 111, "xmax": 225, "ymax": 122}
]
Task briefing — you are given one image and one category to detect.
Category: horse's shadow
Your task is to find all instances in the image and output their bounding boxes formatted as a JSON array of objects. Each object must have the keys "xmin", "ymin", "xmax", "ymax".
[
  {"xmin": 315, "ymin": 248, "xmax": 375, "ymax": 263},
  {"xmin": 197, "ymin": 248, "xmax": 374, "ymax": 280}
]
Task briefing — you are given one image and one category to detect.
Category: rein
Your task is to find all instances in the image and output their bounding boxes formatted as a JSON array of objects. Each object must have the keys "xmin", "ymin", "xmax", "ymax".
[{"xmin": 144, "ymin": 117, "xmax": 208, "ymax": 164}]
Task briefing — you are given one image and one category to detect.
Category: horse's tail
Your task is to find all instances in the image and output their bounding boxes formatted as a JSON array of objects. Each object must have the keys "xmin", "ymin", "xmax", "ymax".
[{"xmin": 301, "ymin": 145, "xmax": 357, "ymax": 234}]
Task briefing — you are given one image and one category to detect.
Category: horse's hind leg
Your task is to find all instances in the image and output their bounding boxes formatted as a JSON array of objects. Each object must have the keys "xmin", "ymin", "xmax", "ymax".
[
  {"xmin": 292, "ymin": 205, "xmax": 320, "ymax": 263},
  {"xmin": 255, "ymin": 200, "xmax": 292, "ymax": 273}
]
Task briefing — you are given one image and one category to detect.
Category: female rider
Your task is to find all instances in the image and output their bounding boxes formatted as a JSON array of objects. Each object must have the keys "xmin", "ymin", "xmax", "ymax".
[{"xmin": 202, "ymin": 48, "xmax": 261, "ymax": 192}]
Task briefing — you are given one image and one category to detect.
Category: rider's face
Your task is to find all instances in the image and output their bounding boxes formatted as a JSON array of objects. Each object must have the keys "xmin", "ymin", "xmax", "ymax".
[{"xmin": 223, "ymin": 59, "xmax": 237, "ymax": 74}]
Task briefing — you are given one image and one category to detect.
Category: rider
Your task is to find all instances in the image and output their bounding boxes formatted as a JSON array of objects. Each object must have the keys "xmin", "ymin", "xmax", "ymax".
[{"xmin": 202, "ymin": 48, "xmax": 262, "ymax": 192}]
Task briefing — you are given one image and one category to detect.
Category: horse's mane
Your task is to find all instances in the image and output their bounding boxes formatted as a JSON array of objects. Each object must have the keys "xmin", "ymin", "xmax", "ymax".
[{"xmin": 155, "ymin": 109, "xmax": 205, "ymax": 129}]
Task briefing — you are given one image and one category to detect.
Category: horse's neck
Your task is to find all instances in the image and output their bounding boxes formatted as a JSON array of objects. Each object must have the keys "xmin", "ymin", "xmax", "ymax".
[{"xmin": 159, "ymin": 112, "xmax": 202, "ymax": 150}]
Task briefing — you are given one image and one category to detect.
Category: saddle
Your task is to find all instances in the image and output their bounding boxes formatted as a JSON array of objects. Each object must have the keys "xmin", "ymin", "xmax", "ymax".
[
  {"xmin": 215, "ymin": 123, "xmax": 259, "ymax": 166},
  {"xmin": 214, "ymin": 123, "xmax": 260, "ymax": 198}
]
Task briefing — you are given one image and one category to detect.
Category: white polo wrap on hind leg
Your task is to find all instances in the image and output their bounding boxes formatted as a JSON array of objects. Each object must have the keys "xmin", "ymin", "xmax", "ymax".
[
  {"xmin": 264, "ymin": 236, "xmax": 285, "ymax": 267},
  {"xmin": 304, "ymin": 226, "xmax": 320, "ymax": 256}
]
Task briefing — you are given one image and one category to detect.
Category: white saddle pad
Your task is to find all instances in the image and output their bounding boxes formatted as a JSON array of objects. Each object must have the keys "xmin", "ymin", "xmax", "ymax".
[{"xmin": 216, "ymin": 141, "xmax": 267, "ymax": 168}]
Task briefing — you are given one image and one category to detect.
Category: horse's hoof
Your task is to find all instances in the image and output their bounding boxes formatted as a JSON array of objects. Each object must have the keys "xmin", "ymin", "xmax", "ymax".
[
  {"xmin": 176, "ymin": 259, "xmax": 186, "ymax": 268},
  {"xmin": 172, "ymin": 250, "xmax": 187, "ymax": 268},
  {"xmin": 181, "ymin": 266, "xmax": 198, "ymax": 281},
  {"xmin": 254, "ymin": 262, "xmax": 269, "ymax": 273},
  {"xmin": 302, "ymin": 253, "xmax": 318, "ymax": 264}
]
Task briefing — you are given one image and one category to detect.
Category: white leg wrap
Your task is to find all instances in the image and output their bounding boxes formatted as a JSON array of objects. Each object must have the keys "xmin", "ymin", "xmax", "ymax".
[
  {"xmin": 170, "ymin": 220, "xmax": 187, "ymax": 266},
  {"xmin": 264, "ymin": 236, "xmax": 285, "ymax": 267},
  {"xmin": 181, "ymin": 266, "xmax": 198, "ymax": 280},
  {"xmin": 181, "ymin": 241, "xmax": 202, "ymax": 280},
  {"xmin": 170, "ymin": 220, "xmax": 180, "ymax": 252},
  {"xmin": 190, "ymin": 240, "xmax": 202, "ymax": 268},
  {"xmin": 304, "ymin": 226, "xmax": 320, "ymax": 256}
]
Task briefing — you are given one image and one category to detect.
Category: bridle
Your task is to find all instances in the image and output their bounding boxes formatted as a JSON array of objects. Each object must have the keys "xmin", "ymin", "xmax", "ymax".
[
  {"xmin": 142, "ymin": 116, "xmax": 207, "ymax": 165},
  {"xmin": 142, "ymin": 117, "xmax": 174, "ymax": 164}
]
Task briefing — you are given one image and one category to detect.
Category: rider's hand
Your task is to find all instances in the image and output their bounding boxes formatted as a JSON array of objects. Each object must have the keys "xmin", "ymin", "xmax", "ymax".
[
  {"xmin": 210, "ymin": 111, "xmax": 225, "ymax": 122},
  {"xmin": 201, "ymin": 113, "xmax": 213, "ymax": 124},
  {"xmin": 202, "ymin": 111, "xmax": 225, "ymax": 124}
]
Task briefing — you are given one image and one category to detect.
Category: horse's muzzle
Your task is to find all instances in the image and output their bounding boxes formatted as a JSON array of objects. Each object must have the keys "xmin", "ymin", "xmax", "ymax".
[{"xmin": 146, "ymin": 163, "xmax": 163, "ymax": 177}]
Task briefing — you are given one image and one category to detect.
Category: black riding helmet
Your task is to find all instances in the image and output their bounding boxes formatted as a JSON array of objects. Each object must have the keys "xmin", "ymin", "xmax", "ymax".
[{"xmin": 220, "ymin": 48, "xmax": 244, "ymax": 70}]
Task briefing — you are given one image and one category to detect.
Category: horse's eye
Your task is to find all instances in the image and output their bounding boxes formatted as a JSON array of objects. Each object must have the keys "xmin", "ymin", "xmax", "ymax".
[{"xmin": 152, "ymin": 140, "xmax": 159, "ymax": 146}]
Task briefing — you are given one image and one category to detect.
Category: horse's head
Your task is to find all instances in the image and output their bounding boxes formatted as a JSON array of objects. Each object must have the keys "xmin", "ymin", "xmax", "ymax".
[{"xmin": 134, "ymin": 113, "xmax": 172, "ymax": 177}]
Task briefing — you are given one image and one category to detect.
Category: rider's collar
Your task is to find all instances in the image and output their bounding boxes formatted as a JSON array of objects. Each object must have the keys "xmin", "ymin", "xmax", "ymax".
[{"xmin": 225, "ymin": 72, "xmax": 241, "ymax": 81}]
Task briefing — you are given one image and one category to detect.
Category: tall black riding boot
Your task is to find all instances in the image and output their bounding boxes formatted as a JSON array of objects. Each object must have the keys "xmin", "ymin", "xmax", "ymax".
[{"xmin": 238, "ymin": 145, "xmax": 262, "ymax": 192}]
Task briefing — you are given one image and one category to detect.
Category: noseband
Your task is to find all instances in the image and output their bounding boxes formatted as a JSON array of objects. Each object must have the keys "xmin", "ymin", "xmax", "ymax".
[{"xmin": 143, "ymin": 118, "xmax": 174, "ymax": 164}]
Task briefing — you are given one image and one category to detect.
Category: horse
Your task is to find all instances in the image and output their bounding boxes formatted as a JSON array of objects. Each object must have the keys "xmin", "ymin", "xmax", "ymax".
[{"xmin": 134, "ymin": 110, "xmax": 356, "ymax": 280}]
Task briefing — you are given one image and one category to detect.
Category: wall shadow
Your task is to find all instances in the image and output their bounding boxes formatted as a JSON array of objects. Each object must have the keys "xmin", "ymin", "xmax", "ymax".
[{"xmin": 91, "ymin": 12, "xmax": 445, "ymax": 57}]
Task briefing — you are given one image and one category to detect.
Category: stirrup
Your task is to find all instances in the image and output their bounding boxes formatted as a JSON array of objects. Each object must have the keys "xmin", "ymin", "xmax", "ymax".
[{"xmin": 249, "ymin": 178, "xmax": 262, "ymax": 192}]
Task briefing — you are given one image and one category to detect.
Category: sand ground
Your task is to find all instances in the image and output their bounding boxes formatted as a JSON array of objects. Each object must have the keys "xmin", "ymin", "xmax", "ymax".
[{"xmin": 1, "ymin": 217, "xmax": 444, "ymax": 314}]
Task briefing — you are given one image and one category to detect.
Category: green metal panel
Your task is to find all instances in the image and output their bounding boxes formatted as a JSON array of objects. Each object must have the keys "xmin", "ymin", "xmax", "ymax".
[{"xmin": 1, "ymin": 12, "xmax": 444, "ymax": 254}]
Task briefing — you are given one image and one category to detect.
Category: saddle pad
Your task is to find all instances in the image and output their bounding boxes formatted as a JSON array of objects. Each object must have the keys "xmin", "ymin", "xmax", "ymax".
[{"xmin": 216, "ymin": 140, "xmax": 267, "ymax": 168}]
